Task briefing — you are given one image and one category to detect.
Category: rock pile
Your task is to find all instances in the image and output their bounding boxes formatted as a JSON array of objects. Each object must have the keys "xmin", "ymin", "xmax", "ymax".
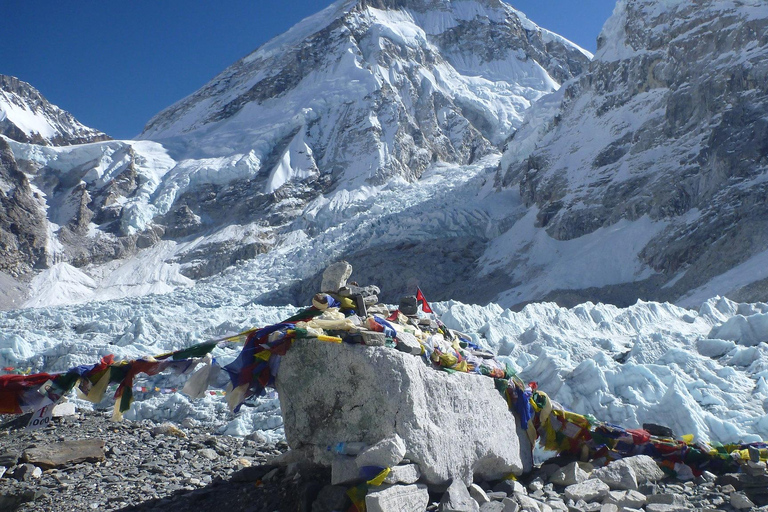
[
  {"xmin": 2, "ymin": 408, "xmax": 768, "ymax": 511},
  {"xmin": 276, "ymin": 261, "xmax": 532, "ymax": 491}
]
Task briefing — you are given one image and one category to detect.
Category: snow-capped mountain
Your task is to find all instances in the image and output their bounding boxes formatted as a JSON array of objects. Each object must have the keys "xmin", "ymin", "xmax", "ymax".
[
  {"xmin": 0, "ymin": 0, "xmax": 589, "ymax": 309},
  {"xmin": 0, "ymin": 75, "xmax": 109, "ymax": 146},
  {"xmin": 493, "ymin": 0, "xmax": 768, "ymax": 307}
]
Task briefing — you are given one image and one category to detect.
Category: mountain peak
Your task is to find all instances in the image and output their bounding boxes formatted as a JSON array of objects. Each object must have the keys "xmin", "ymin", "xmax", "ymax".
[{"xmin": 0, "ymin": 75, "xmax": 110, "ymax": 146}]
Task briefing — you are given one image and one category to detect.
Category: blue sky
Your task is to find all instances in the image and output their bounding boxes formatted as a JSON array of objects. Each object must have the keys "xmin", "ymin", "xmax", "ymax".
[{"xmin": 2, "ymin": 1, "xmax": 615, "ymax": 139}]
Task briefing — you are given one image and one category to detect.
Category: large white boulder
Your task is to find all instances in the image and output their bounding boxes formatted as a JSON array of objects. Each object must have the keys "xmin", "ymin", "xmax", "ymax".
[{"xmin": 276, "ymin": 340, "xmax": 533, "ymax": 485}]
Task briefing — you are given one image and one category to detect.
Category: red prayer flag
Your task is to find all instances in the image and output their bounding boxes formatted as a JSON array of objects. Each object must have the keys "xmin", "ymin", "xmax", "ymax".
[{"xmin": 416, "ymin": 287, "xmax": 433, "ymax": 314}]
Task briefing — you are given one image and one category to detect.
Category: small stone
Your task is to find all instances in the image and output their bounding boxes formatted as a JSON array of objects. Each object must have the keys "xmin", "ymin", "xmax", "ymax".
[
  {"xmin": 199, "ymin": 448, "xmax": 218, "ymax": 460},
  {"xmin": 366, "ymin": 484, "xmax": 429, "ymax": 512},
  {"xmin": 440, "ymin": 479, "xmax": 480, "ymax": 512},
  {"xmin": 0, "ymin": 450, "xmax": 20, "ymax": 467},
  {"xmin": 547, "ymin": 500, "xmax": 569, "ymax": 512},
  {"xmin": 551, "ymin": 462, "xmax": 589, "ymax": 486},
  {"xmin": 746, "ymin": 460, "xmax": 767, "ymax": 476},
  {"xmin": 52, "ymin": 402, "xmax": 77, "ymax": 417},
  {"xmin": 23, "ymin": 439, "xmax": 105, "ymax": 469},
  {"xmin": 501, "ymin": 497, "xmax": 519, "ymax": 512},
  {"xmin": 481, "ymin": 502, "xmax": 505, "ymax": 512},
  {"xmin": 152, "ymin": 423, "xmax": 186, "ymax": 438},
  {"xmin": 564, "ymin": 480, "xmax": 610, "ymax": 503},
  {"xmin": 719, "ymin": 484, "xmax": 737, "ymax": 493},
  {"xmin": 0, "ymin": 466, "xmax": 5, "ymax": 478},
  {"xmin": 645, "ymin": 494, "xmax": 688, "ymax": 506},
  {"xmin": 470, "ymin": 483, "xmax": 491, "ymax": 505},
  {"xmin": 517, "ymin": 494, "xmax": 544, "ymax": 512},
  {"xmin": 619, "ymin": 456, "xmax": 665, "ymax": 484},
  {"xmin": 487, "ymin": 492, "xmax": 507, "ymax": 501},
  {"xmin": 382, "ymin": 464, "xmax": 421, "ymax": 485},
  {"xmin": 748, "ymin": 445, "xmax": 761, "ymax": 462},
  {"xmin": 617, "ymin": 490, "xmax": 646, "ymax": 508},
  {"xmin": 395, "ymin": 331, "xmax": 422, "ymax": 355},
  {"xmin": 528, "ymin": 478, "xmax": 545, "ymax": 492},
  {"xmin": 730, "ymin": 491, "xmax": 755, "ymax": 510},
  {"xmin": 356, "ymin": 434, "xmax": 406, "ymax": 469},
  {"xmin": 360, "ymin": 330, "xmax": 387, "ymax": 347},
  {"xmin": 320, "ymin": 261, "xmax": 353, "ymax": 293},
  {"xmin": 494, "ymin": 480, "xmax": 526, "ymax": 496},
  {"xmin": 10, "ymin": 463, "xmax": 37, "ymax": 481},
  {"xmin": 591, "ymin": 460, "xmax": 638, "ymax": 490},
  {"xmin": 246, "ymin": 431, "xmax": 268, "ymax": 444},
  {"xmin": 645, "ymin": 505, "xmax": 691, "ymax": 512},
  {"xmin": 599, "ymin": 505, "xmax": 618, "ymax": 512}
]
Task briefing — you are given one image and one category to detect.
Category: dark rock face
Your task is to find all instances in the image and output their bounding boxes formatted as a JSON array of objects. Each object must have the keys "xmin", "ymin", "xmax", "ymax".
[
  {"xmin": 0, "ymin": 138, "xmax": 48, "ymax": 277},
  {"xmin": 501, "ymin": 0, "xmax": 768, "ymax": 304},
  {"xmin": 0, "ymin": 75, "xmax": 110, "ymax": 147}
]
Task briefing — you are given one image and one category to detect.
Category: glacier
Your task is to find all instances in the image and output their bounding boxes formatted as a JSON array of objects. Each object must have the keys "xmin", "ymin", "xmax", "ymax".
[{"xmin": 2, "ymin": 275, "xmax": 767, "ymax": 446}]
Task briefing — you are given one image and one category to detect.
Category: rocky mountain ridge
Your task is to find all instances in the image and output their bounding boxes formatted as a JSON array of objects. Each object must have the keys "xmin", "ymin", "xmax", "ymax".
[
  {"xmin": 0, "ymin": 75, "xmax": 109, "ymax": 147},
  {"xmin": 492, "ymin": 0, "xmax": 768, "ymax": 307}
]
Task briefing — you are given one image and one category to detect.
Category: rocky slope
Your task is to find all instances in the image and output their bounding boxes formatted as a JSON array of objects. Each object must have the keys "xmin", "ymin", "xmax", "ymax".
[
  {"xmin": 495, "ymin": 0, "xmax": 768, "ymax": 307},
  {"xmin": 0, "ymin": 75, "xmax": 109, "ymax": 147}
]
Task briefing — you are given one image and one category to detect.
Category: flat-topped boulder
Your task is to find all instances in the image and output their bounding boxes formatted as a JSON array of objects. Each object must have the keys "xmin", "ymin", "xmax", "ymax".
[{"xmin": 276, "ymin": 340, "xmax": 532, "ymax": 485}]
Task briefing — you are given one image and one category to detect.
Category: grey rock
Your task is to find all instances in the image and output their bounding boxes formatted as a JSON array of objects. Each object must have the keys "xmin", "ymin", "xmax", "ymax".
[
  {"xmin": 564, "ymin": 480, "xmax": 610, "ymax": 503},
  {"xmin": 529, "ymin": 477, "xmax": 545, "ymax": 492},
  {"xmin": 52, "ymin": 402, "xmax": 77, "ymax": 418},
  {"xmin": 516, "ymin": 494, "xmax": 544, "ymax": 512},
  {"xmin": 198, "ymin": 448, "xmax": 218, "ymax": 461},
  {"xmin": 645, "ymin": 494, "xmax": 688, "ymax": 506},
  {"xmin": 440, "ymin": 479, "xmax": 480, "ymax": 512},
  {"xmin": 355, "ymin": 434, "xmax": 406, "ymax": 469},
  {"xmin": 487, "ymin": 491, "xmax": 508, "ymax": 501},
  {"xmin": 366, "ymin": 484, "xmax": 429, "ymax": 512},
  {"xmin": 470, "ymin": 483, "xmax": 491, "ymax": 505},
  {"xmin": 395, "ymin": 331, "xmax": 423, "ymax": 355},
  {"xmin": 551, "ymin": 462, "xmax": 589, "ymax": 486},
  {"xmin": 22, "ymin": 439, "xmax": 105, "ymax": 469},
  {"xmin": 360, "ymin": 330, "xmax": 387, "ymax": 347},
  {"xmin": 618, "ymin": 456, "xmax": 665, "ymax": 485},
  {"xmin": 494, "ymin": 480, "xmax": 527, "ymax": 496},
  {"xmin": 599, "ymin": 505, "xmax": 617, "ymax": 512},
  {"xmin": 590, "ymin": 460, "xmax": 638, "ymax": 490},
  {"xmin": 382, "ymin": 464, "xmax": 421, "ymax": 485},
  {"xmin": 320, "ymin": 261, "xmax": 353, "ymax": 293},
  {"xmin": 277, "ymin": 341, "xmax": 532, "ymax": 485},
  {"xmin": 645, "ymin": 505, "xmax": 691, "ymax": 512},
  {"xmin": 0, "ymin": 451, "xmax": 19, "ymax": 467},
  {"xmin": 502, "ymin": 497, "xmax": 520, "ymax": 512},
  {"xmin": 730, "ymin": 491, "xmax": 756, "ymax": 510},
  {"xmin": 481, "ymin": 502, "xmax": 506, "ymax": 512}
]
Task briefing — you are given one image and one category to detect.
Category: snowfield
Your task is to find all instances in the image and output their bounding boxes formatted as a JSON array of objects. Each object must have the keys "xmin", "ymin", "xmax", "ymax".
[{"xmin": 2, "ymin": 284, "xmax": 767, "ymax": 446}]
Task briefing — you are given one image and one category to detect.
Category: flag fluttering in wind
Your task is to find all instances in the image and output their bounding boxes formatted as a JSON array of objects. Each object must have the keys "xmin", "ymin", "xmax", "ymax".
[{"xmin": 416, "ymin": 287, "xmax": 433, "ymax": 314}]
